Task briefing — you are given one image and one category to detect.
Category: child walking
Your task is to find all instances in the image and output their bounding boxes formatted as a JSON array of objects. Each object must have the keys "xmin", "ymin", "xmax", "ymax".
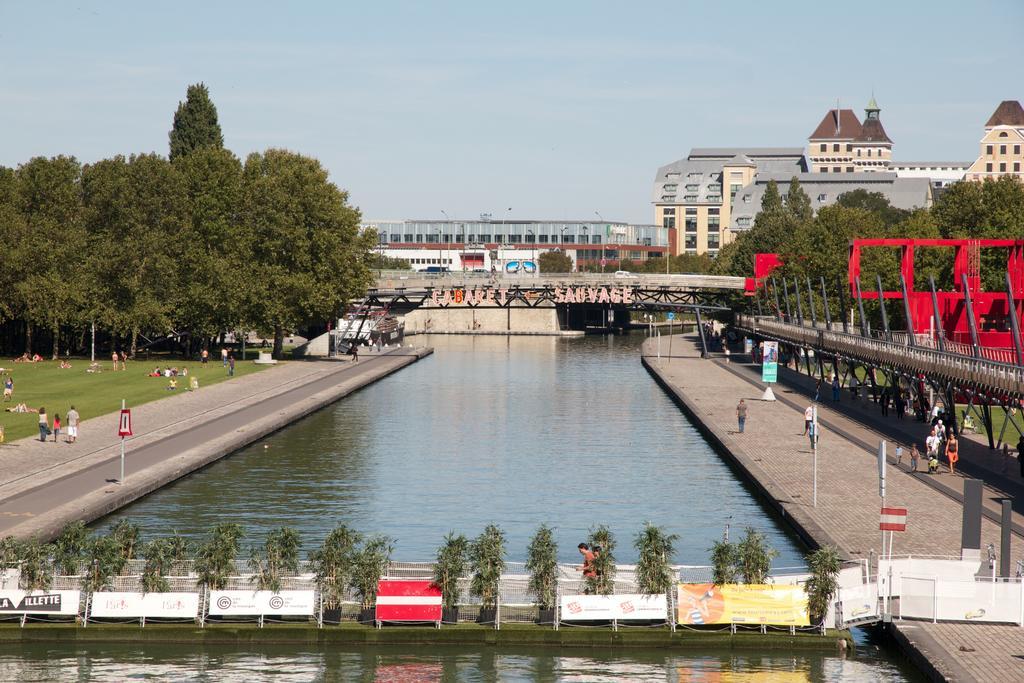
[{"xmin": 52, "ymin": 413, "xmax": 61, "ymax": 443}]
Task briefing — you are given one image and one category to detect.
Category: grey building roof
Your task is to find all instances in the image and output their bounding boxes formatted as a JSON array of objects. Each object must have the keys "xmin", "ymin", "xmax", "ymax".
[
  {"xmin": 891, "ymin": 161, "xmax": 971, "ymax": 168},
  {"xmin": 653, "ymin": 148, "xmax": 807, "ymax": 205},
  {"xmin": 728, "ymin": 173, "xmax": 933, "ymax": 232}
]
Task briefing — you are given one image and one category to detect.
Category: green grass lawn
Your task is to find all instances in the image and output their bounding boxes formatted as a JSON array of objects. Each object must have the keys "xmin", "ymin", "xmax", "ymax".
[{"xmin": 0, "ymin": 357, "xmax": 274, "ymax": 443}]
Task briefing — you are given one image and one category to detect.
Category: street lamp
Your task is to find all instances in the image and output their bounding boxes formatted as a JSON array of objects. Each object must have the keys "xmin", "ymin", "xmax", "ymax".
[
  {"xmin": 440, "ymin": 210, "xmax": 452, "ymax": 273},
  {"xmin": 433, "ymin": 224, "xmax": 442, "ymax": 273},
  {"xmin": 526, "ymin": 229, "xmax": 535, "ymax": 272},
  {"xmin": 580, "ymin": 226, "xmax": 589, "ymax": 272},
  {"xmin": 594, "ymin": 211, "xmax": 605, "ymax": 274}
]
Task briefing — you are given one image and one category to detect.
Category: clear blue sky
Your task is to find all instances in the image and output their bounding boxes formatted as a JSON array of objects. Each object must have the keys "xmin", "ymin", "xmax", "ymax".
[{"xmin": 2, "ymin": 1, "xmax": 1021, "ymax": 223}]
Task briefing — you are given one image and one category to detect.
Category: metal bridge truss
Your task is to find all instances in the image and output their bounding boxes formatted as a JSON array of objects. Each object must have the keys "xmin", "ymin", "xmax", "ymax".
[{"xmin": 737, "ymin": 274, "xmax": 1024, "ymax": 450}]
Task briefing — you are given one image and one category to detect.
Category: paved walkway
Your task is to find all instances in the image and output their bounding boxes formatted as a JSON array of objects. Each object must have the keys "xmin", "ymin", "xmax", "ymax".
[
  {"xmin": 0, "ymin": 346, "xmax": 430, "ymax": 539},
  {"xmin": 643, "ymin": 335, "xmax": 1024, "ymax": 683}
]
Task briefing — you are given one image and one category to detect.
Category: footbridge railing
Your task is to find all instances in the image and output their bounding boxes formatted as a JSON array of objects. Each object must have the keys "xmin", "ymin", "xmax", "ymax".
[{"xmin": 735, "ymin": 314, "xmax": 1024, "ymax": 399}]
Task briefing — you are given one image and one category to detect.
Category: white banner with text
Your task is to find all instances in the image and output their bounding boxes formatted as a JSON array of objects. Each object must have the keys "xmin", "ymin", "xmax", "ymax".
[
  {"xmin": 560, "ymin": 594, "xmax": 668, "ymax": 621},
  {"xmin": 0, "ymin": 590, "xmax": 80, "ymax": 615},
  {"xmin": 209, "ymin": 590, "xmax": 316, "ymax": 616},
  {"xmin": 89, "ymin": 592, "xmax": 199, "ymax": 619}
]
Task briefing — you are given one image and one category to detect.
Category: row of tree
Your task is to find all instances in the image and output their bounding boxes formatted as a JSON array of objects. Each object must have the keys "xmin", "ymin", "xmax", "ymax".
[
  {"xmin": 1, "ymin": 519, "xmax": 842, "ymax": 625},
  {"xmin": 0, "ymin": 84, "xmax": 374, "ymax": 358}
]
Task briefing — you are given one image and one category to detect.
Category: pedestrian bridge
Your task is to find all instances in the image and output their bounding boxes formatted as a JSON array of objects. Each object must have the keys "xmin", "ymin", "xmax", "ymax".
[{"xmin": 373, "ymin": 270, "xmax": 745, "ymax": 292}]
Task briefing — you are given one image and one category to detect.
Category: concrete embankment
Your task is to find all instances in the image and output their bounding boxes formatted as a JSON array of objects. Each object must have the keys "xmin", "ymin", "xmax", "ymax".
[
  {"xmin": 0, "ymin": 347, "xmax": 432, "ymax": 541},
  {"xmin": 0, "ymin": 623, "xmax": 852, "ymax": 650}
]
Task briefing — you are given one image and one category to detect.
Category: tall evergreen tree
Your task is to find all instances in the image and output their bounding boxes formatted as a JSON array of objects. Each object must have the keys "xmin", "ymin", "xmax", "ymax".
[
  {"xmin": 786, "ymin": 176, "xmax": 813, "ymax": 223},
  {"xmin": 168, "ymin": 83, "xmax": 225, "ymax": 161}
]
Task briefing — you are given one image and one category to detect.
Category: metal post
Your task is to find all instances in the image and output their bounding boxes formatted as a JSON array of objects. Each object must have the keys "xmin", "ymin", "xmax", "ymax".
[
  {"xmin": 794, "ymin": 278, "xmax": 805, "ymax": 326},
  {"xmin": 119, "ymin": 398, "xmax": 125, "ymax": 485},
  {"xmin": 899, "ymin": 274, "xmax": 916, "ymax": 347},
  {"xmin": 782, "ymin": 279, "xmax": 793, "ymax": 322},
  {"xmin": 90, "ymin": 321, "xmax": 95, "ymax": 363},
  {"xmin": 1001, "ymin": 499, "xmax": 1013, "ymax": 578},
  {"xmin": 807, "ymin": 277, "xmax": 817, "ymax": 328},
  {"xmin": 855, "ymin": 277, "xmax": 869, "ymax": 337},
  {"xmin": 838, "ymin": 276, "xmax": 850, "ymax": 334},
  {"xmin": 961, "ymin": 272, "xmax": 982, "ymax": 358},
  {"xmin": 820, "ymin": 277, "xmax": 833, "ymax": 330},
  {"xmin": 812, "ymin": 405, "xmax": 818, "ymax": 507},
  {"xmin": 694, "ymin": 308, "xmax": 709, "ymax": 359},
  {"xmin": 771, "ymin": 277, "xmax": 783, "ymax": 321},
  {"xmin": 1005, "ymin": 271, "xmax": 1024, "ymax": 366},
  {"xmin": 876, "ymin": 274, "xmax": 891, "ymax": 341},
  {"xmin": 928, "ymin": 276, "xmax": 945, "ymax": 352}
]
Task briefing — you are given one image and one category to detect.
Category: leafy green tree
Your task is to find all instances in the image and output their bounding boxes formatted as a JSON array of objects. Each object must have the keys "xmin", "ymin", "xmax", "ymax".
[
  {"xmin": 52, "ymin": 521, "xmax": 91, "ymax": 576},
  {"xmin": 11, "ymin": 156, "xmax": 86, "ymax": 357},
  {"xmin": 633, "ymin": 523, "xmax": 678, "ymax": 595},
  {"xmin": 241, "ymin": 149, "xmax": 375, "ymax": 358},
  {"xmin": 349, "ymin": 535, "xmax": 394, "ymax": 612},
  {"xmin": 195, "ymin": 523, "xmax": 244, "ymax": 590},
  {"xmin": 836, "ymin": 189, "xmax": 908, "ymax": 228},
  {"xmin": 709, "ymin": 538, "xmax": 739, "ymax": 586},
  {"xmin": 248, "ymin": 526, "xmax": 302, "ymax": 593},
  {"xmin": 805, "ymin": 546, "xmax": 841, "ymax": 626},
  {"xmin": 17, "ymin": 539, "xmax": 52, "ymax": 592},
  {"xmin": 587, "ymin": 525, "xmax": 617, "ymax": 596},
  {"xmin": 309, "ymin": 525, "xmax": 361, "ymax": 610},
  {"xmin": 538, "ymin": 250, "xmax": 574, "ymax": 273},
  {"xmin": 141, "ymin": 539, "xmax": 174, "ymax": 594},
  {"xmin": 0, "ymin": 168, "xmax": 21, "ymax": 324},
  {"xmin": 434, "ymin": 532, "xmax": 470, "ymax": 613},
  {"xmin": 786, "ymin": 176, "xmax": 813, "ymax": 223},
  {"xmin": 169, "ymin": 83, "xmax": 225, "ymax": 161}
]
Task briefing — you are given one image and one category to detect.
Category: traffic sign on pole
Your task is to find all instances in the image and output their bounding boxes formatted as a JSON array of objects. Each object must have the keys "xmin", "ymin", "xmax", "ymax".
[
  {"xmin": 880, "ymin": 507, "xmax": 908, "ymax": 532},
  {"xmin": 118, "ymin": 408, "xmax": 133, "ymax": 437},
  {"xmin": 666, "ymin": 311, "xmax": 675, "ymax": 321}
]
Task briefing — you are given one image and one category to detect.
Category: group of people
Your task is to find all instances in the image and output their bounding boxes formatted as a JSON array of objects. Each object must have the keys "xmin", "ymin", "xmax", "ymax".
[{"xmin": 30, "ymin": 406, "xmax": 80, "ymax": 444}]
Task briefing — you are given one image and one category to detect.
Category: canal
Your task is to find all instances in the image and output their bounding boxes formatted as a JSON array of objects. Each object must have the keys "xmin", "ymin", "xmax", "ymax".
[{"xmin": 79, "ymin": 333, "xmax": 918, "ymax": 680}]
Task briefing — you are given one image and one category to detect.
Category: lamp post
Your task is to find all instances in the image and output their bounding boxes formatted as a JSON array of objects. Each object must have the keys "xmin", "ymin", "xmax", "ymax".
[
  {"xmin": 526, "ymin": 229, "xmax": 535, "ymax": 272},
  {"xmin": 433, "ymin": 224, "xmax": 442, "ymax": 272},
  {"xmin": 580, "ymin": 226, "xmax": 589, "ymax": 272},
  {"xmin": 594, "ymin": 211, "xmax": 605, "ymax": 274},
  {"xmin": 440, "ymin": 210, "xmax": 452, "ymax": 273}
]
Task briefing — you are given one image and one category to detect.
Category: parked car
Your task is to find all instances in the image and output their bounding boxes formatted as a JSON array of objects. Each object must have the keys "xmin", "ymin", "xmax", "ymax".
[{"xmin": 614, "ymin": 270, "xmax": 636, "ymax": 279}]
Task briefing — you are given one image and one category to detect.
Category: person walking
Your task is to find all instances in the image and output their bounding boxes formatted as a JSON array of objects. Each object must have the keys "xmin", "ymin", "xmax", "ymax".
[
  {"xmin": 895, "ymin": 443, "xmax": 903, "ymax": 466},
  {"xmin": 807, "ymin": 418, "xmax": 817, "ymax": 451},
  {"xmin": 227, "ymin": 354, "xmax": 235, "ymax": 377},
  {"xmin": 201, "ymin": 348, "xmax": 209, "ymax": 367},
  {"xmin": 831, "ymin": 375, "xmax": 840, "ymax": 402},
  {"xmin": 120, "ymin": 351, "xmax": 127, "ymax": 371},
  {"xmin": 52, "ymin": 413, "xmax": 61, "ymax": 443},
  {"xmin": 66, "ymin": 405, "xmax": 79, "ymax": 444},
  {"xmin": 221, "ymin": 347, "xmax": 228, "ymax": 367},
  {"xmin": 736, "ymin": 399, "xmax": 747, "ymax": 433},
  {"xmin": 946, "ymin": 433, "xmax": 959, "ymax": 474},
  {"xmin": 802, "ymin": 405, "xmax": 813, "ymax": 435},
  {"xmin": 910, "ymin": 443, "xmax": 920, "ymax": 472},
  {"xmin": 37, "ymin": 407, "xmax": 48, "ymax": 442},
  {"xmin": 111, "ymin": 350, "xmax": 119, "ymax": 371}
]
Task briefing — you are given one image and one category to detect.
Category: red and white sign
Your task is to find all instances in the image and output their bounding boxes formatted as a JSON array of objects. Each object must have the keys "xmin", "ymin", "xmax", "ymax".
[
  {"xmin": 880, "ymin": 506, "xmax": 908, "ymax": 531},
  {"xmin": 117, "ymin": 409, "xmax": 132, "ymax": 437},
  {"xmin": 375, "ymin": 580, "xmax": 442, "ymax": 622}
]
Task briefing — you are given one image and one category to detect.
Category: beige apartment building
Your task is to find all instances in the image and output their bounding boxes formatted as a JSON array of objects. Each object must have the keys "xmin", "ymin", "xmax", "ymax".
[
  {"xmin": 806, "ymin": 99, "xmax": 893, "ymax": 173},
  {"xmin": 965, "ymin": 100, "xmax": 1024, "ymax": 182}
]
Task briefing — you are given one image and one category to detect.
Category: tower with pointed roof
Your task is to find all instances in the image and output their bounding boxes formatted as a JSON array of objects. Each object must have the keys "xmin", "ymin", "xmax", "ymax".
[
  {"xmin": 851, "ymin": 97, "xmax": 893, "ymax": 172},
  {"xmin": 966, "ymin": 100, "xmax": 1024, "ymax": 182}
]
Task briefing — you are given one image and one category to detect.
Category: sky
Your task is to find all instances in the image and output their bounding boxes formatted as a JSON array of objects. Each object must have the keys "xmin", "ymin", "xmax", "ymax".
[{"xmin": 1, "ymin": 1, "xmax": 1022, "ymax": 224}]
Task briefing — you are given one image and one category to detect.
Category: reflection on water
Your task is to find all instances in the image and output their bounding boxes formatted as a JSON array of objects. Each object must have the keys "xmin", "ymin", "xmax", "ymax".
[
  {"xmin": 99, "ymin": 334, "xmax": 803, "ymax": 564},
  {"xmin": 0, "ymin": 641, "xmax": 920, "ymax": 682}
]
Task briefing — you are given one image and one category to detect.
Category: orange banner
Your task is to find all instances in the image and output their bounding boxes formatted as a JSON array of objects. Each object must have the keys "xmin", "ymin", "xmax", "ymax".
[{"xmin": 677, "ymin": 583, "xmax": 809, "ymax": 626}]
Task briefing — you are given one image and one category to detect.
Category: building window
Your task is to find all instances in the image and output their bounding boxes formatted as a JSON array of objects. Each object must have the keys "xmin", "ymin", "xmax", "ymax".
[
  {"xmin": 683, "ymin": 195, "xmax": 698, "ymax": 202},
  {"xmin": 867, "ymin": 149, "xmax": 872, "ymax": 157},
  {"xmin": 832, "ymin": 143, "xmax": 840, "ymax": 152},
  {"xmin": 1000, "ymin": 163, "xmax": 1007, "ymax": 172},
  {"xmin": 685, "ymin": 217, "xmax": 697, "ymax": 232},
  {"xmin": 743, "ymin": 194, "xmax": 751, "ymax": 203},
  {"xmin": 707, "ymin": 232, "xmax": 720, "ymax": 250},
  {"xmin": 537, "ymin": 235, "xmax": 548, "ymax": 243},
  {"xmin": 708, "ymin": 208, "xmax": 719, "ymax": 215},
  {"xmin": 663, "ymin": 216, "xmax": 676, "ymax": 229},
  {"xmin": 579, "ymin": 235, "xmax": 588, "ymax": 244},
  {"xmin": 999, "ymin": 132, "xmax": 1008, "ymax": 137},
  {"xmin": 730, "ymin": 183, "xmax": 741, "ymax": 199},
  {"xmin": 846, "ymin": 167, "xmax": 854, "ymax": 172},
  {"xmin": 833, "ymin": 167, "xmax": 841, "ymax": 173},
  {"xmin": 708, "ymin": 216, "xmax": 720, "ymax": 230},
  {"xmin": 857, "ymin": 149, "xmax": 861, "ymax": 157},
  {"xmin": 1000, "ymin": 145, "xmax": 1007, "ymax": 155},
  {"xmin": 736, "ymin": 217, "xmax": 751, "ymax": 227},
  {"xmin": 663, "ymin": 207, "xmax": 676, "ymax": 215},
  {"xmin": 467, "ymin": 234, "xmax": 476, "ymax": 243},
  {"xmin": 524, "ymin": 233, "xmax": 536, "ymax": 243},
  {"xmin": 819, "ymin": 144, "xmax": 826, "ymax": 152},
  {"xmin": 685, "ymin": 183, "xmax": 699, "ymax": 191},
  {"xmin": 707, "ymin": 183, "xmax": 722, "ymax": 192},
  {"xmin": 821, "ymin": 167, "xmax": 828, "ymax": 173},
  {"xmin": 666, "ymin": 172, "xmax": 680, "ymax": 179},
  {"xmin": 563, "ymin": 235, "xmax": 575, "ymax": 244},
  {"xmin": 817, "ymin": 193, "xmax": 827, "ymax": 201},
  {"xmin": 661, "ymin": 195, "xmax": 675, "ymax": 202},
  {"xmin": 592, "ymin": 235, "xmax": 601, "ymax": 244},
  {"xmin": 389, "ymin": 233, "xmax": 400, "ymax": 242},
  {"xmin": 404, "ymin": 233, "xmax": 414, "ymax": 242},
  {"xmin": 663, "ymin": 183, "xmax": 677, "ymax": 191},
  {"xmin": 846, "ymin": 144, "xmax": 852, "ymax": 152},
  {"xmin": 1015, "ymin": 162, "xmax": 1021, "ymax": 173},
  {"xmin": 707, "ymin": 195, "xmax": 722, "ymax": 202},
  {"xmin": 507, "ymin": 234, "xmax": 520, "ymax": 242},
  {"xmin": 987, "ymin": 145, "xmax": 993, "ymax": 155},
  {"xmin": 442, "ymin": 234, "xmax": 451, "ymax": 243},
  {"xmin": 493, "ymin": 234, "xmax": 504, "ymax": 243},
  {"xmin": 986, "ymin": 163, "xmax": 993, "ymax": 172},
  {"xmin": 685, "ymin": 207, "xmax": 697, "ymax": 215},
  {"xmin": 684, "ymin": 234, "xmax": 697, "ymax": 249},
  {"xmin": 1015, "ymin": 145, "xmax": 1021, "ymax": 155},
  {"xmin": 479, "ymin": 234, "xmax": 491, "ymax": 242}
]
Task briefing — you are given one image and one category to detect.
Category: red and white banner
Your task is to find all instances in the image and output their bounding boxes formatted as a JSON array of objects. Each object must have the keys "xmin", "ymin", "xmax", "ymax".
[
  {"xmin": 90, "ymin": 592, "xmax": 198, "ymax": 618},
  {"xmin": 560, "ymin": 594, "xmax": 668, "ymax": 621},
  {"xmin": 118, "ymin": 409, "xmax": 132, "ymax": 437},
  {"xmin": 375, "ymin": 580, "xmax": 442, "ymax": 622},
  {"xmin": 880, "ymin": 506, "xmax": 908, "ymax": 532}
]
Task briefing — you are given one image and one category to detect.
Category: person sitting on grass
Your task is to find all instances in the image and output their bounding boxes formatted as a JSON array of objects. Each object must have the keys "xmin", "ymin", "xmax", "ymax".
[
  {"xmin": 13, "ymin": 354, "xmax": 30, "ymax": 363},
  {"xmin": 59, "ymin": 359, "xmax": 72, "ymax": 369},
  {"xmin": 149, "ymin": 367, "xmax": 162, "ymax": 377},
  {"xmin": 167, "ymin": 377, "xmax": 178, "ymax": 391},
  {"xmin": 4, "ymin": 403, "xmax": 37, "ymax": 413},
  {"xmin": 87, "ymin": 361, "xmax": 101, "ymax": 373}
]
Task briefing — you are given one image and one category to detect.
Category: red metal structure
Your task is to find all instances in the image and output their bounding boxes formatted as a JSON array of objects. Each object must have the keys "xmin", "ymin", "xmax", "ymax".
[{"xmin": 848, "ymin": 238, "xmax": 1024, "ymax": 353}]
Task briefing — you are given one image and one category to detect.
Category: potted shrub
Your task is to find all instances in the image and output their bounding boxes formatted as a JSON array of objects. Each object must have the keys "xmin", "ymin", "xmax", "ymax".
[
  {"xmin": 18, "ymin": 538, "xmax": 52, "ymax": 592},
  {"xmin": 805, "ymin": 546, "xmax": 841, "ymax": 630},
  {"xmin": 526, "ymin": 525, "xmax": 558, "ymax": 624},
  {"xmin": 141, "ymin": 539, "xmax": 173, "ymax": 594},
  {"xmin": 737, "ymin": 527, "xmax": 777, "ymax": 584},
  {"xmin": 349, "ymin": 535, "xmax": 393, "ymax": 624},
  {"xmin": 433, "ymin": 532, "xmax": 469, "ymax": 624},
  {"xmin": 52, "ymin": 521, "xmax": 90, "ymax": 577},
  {"xmin": 587, "ymin": 525, "xmax": 616, "ymax": 596},
  {"xmin": 109, "ymin": 519, "xmax": 140, "ymax": 575},
  {"xmin": 309, "ymin": 525, "xmax": 361, "ymax": 624},
  {"xmin": 634, "ymin": 523, "xmax": 678, "ymax": 596},
  {"xmin": 469, "ymin": 524, "xmax": 505, "ymax": 624},
  {"xmin": 195, "ymin": 523, "xmax": 244, "ymax": 591},
  {"xmin": 709, "ymin": 538, "xmax": 739, "ymax": 585},
  {"xmin": 248, "ymin": 527, "xmax": 301, "ymax": 593},
  {"xmin": 83, "ymin": 535, "xmax": 122, "ymax": 593}
]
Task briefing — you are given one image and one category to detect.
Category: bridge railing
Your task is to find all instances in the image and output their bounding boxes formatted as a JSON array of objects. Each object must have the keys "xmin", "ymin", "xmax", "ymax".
[
  {"xmin": 372, "ymin": 272, "xmax": 746, "ymax": 292},
  {"xmin": 735, "ymin": 314, "xmax": 1024, "ymax": 397}
]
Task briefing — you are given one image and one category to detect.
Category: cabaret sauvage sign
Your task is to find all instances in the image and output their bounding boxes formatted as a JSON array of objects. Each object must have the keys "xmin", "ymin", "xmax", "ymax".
[{"xmin": 430, "ymin": 286, "xmax": 635, "ymax": 306}]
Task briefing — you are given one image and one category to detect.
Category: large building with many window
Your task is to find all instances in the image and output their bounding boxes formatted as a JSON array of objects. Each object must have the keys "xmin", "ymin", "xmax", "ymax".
[
  {"xmin": 363, "ymin": 219, "xmax": 666, "ymax": 272},
  {"xmin": 965, "ymin": 100, "xmax": 1024, "ymax": 182},
  {"xmin": 652, "ymin": 148, "xmax": 806, "ymax": 256}
]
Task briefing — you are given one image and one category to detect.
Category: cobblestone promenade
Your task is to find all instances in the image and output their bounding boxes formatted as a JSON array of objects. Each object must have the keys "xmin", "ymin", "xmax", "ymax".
[{"xmin": 643, "ymin": 335, "xmax": 1024, "ymax": 683}]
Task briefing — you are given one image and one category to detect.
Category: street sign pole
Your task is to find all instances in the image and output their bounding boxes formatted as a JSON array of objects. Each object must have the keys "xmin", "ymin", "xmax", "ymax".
[
  {"xmin": 812, "ymin": 405, "xmax": 818, "ymax": 508},
  {"xmin": 120, "ymin": 399, "xmax": 125, "ymax": 485}
]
